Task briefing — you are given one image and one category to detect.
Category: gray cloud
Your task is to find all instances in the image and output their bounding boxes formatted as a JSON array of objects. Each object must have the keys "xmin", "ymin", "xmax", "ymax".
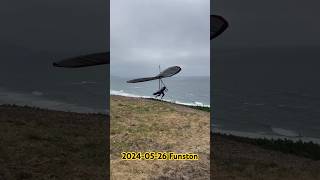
[
  {"xmin": 212, "ymin": 0, "xmax": 320, "ymax": 47},
  {"xmin": 0, "ymin": 0, "xmax": 108, "ymax": 54},
  {"xmin": 111, "ymin": 0, "xmax": 210, "ymax": 77}
]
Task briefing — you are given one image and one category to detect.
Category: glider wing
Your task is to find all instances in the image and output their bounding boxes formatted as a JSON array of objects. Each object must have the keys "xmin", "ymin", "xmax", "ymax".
[
  {"xmin": 127, "ymin": 76, "xmax": 160, "ymax": 83},
  {"xmin": 157, "ymin": 66, "xmax": 181, "ymax": 78},
  {"xmin": 211, "ymin": 15, "xmax": 229, "ymax": 39},
  {"xmin": 127, "ymin": 66, "xmax": 181, "ymax": 83},
  {"xmin": 53, "ymin": 52, "xmax": 109, "ymax": 68}
]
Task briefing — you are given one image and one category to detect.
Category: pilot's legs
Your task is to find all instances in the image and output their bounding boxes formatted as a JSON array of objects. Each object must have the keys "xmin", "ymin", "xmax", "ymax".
[
  {"xmin": 161, "ymin": 92, "xmax": 165, "ymax": 99},
  {"xmin": 154, "ymin": 92, "xmax": 160, "ymax": 98}
]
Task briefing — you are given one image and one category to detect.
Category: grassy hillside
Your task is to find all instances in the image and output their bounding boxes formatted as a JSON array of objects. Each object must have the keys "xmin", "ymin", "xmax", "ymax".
[
  {"xmin": 2, "ymin": 97, "xmax": 320, "ymax": 180},
  {"xmin": 110, "ymin": 95, "xmax": 210, "ymax": 179},
  {"xmin": 0, "ymin": 104, "xmax": 108, "ymax": 180},
  {"xmin": 212, "ymin": 134, "xmax": 320, "ymax": 180}
]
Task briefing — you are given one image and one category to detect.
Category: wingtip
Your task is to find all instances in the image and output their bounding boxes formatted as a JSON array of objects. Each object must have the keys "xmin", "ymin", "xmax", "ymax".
[
  {"xmin": 52, "ymin": 62, "xmax": 65, "ymax": 68},
  {"xmin": 52, "ymin": 62, "xmax": 59, "ymax": 67}
]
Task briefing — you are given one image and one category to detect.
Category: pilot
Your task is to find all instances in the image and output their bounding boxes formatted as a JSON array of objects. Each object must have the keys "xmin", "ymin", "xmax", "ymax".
[{"xmin": 153, "ymin": 86, "xmax": 168, "ymax": 99}]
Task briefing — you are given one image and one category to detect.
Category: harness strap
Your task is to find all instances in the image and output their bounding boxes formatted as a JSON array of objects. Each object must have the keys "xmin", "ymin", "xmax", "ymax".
[{"xmin": 160, "ymin": 79, "xmax": 166, "ymax": 87}]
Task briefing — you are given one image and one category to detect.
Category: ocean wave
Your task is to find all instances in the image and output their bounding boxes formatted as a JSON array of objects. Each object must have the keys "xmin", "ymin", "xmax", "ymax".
[
  {"xmin": 271, "ymin": 127, "xmax": 301, "ymax": 137},
  {"xmin": 0, "ymin": 88, "xmax": 107, "ymax": 114},
  {"xmin": 32, "ymin": 91, "xmax": 44, "ymax": 96},
  {"xmin": 72, "ymin": 81, "xmax": 97, "ymax": 85},
  {"xmin": 212, "ymin": 128, "xmax": 320, "ymax": 144},
  {"xmin": 110, "ymin": 89, "xmax": 210, "ymax": 107}
]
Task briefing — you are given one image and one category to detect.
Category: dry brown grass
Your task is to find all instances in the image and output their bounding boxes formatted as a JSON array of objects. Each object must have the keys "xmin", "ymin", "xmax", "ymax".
[
  {"xmin": 211, "ymin": 134, "xmax": 320, "ymax": 180},
  {"xmin": 0, "ymin": 104, "xmax": 108, "ymax": 180},
  {"xmin": 2, "ymin": 97, "xmax": 318, "ymax": 179},
  {"xmin": 110, "ymin": 95, "xmax": 210, "ymax": 180}
]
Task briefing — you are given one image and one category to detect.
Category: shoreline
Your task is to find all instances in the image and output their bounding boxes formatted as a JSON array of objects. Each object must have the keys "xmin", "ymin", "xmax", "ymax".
[
  {"xmin": 3, "ymin": 101, "xmax": 319, "ymax": 146},
  {"xmin": 0, "ymin": 103, "xmax": 108, "ymax": 116},
  {"xmin": 213, "ymin": 128, "xmax": 320, "ymax": 145},
  {"xmin": 3, "ymin": 92, "xmax": 320, "ymax": 145},
  {"xmin": 110, "ymin": 90, "xmax": 211, "ymax": 108},
  {"xmin": 111, "ymin": 95, "xmax": 320, "ymax": 144},
  {"xmin": 0, "ymin": 87, "xmax": 108, "ymax": 115},
  {"xmin": 1, "ymin": 101, "xmax": 319, "ymax": 179},
  {"xmin": 211, "ymin": 132, "xmax": 320, "ymax": 161}
]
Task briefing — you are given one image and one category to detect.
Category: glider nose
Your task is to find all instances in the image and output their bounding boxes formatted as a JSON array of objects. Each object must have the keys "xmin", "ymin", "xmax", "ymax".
[{"xmin": 52, "ymin": 62, "xmax": 62, "ymax": 67}]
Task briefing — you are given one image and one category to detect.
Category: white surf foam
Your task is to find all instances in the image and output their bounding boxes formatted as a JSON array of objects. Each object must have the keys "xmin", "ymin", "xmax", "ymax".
[
  {"xmin": 110, "ymin": 89, "xmax": 210, "ymax": 108},
  {"xmin": 271, "ymin": 127, "xmax": 301, "ymax": 137},
  {"xmin": 72, "ymin": 81, "xmax": 97, "ymax": 85},
  {"xmin": 0, "ymin": 88, "xmax": 107, "ymax": 114},
  {"xmin": 32, "ymin": 91, "xmax": 44, "ymax": 96},
  {"xmin": 212, "ymin": 128, "xmax": 320, "ymax": 144}
]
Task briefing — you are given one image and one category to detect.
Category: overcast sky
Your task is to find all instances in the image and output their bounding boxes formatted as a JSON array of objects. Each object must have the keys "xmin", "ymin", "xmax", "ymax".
[
  {"xmin": 0, "ymin": 0, "xmax": 107, "ymax": 55},
  {"xmin": 212, "ymin": 0, "xmax": 320, "ymax": 48},
  {"xmin": 111, "ymin": 0, "xmax": 210, "ymax": 77}
]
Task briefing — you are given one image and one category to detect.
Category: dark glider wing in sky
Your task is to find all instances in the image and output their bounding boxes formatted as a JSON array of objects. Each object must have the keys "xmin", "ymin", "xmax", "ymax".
[
  {"xmin": 53, "ymin": 52, "xmax": 109, "ymax": 68},
  {"xmin": 126, "ymin": 77, "xmax": 160, "ymax": 83},
  {"xmin": 158, "ymin": 66, "xmax": 181, "ymax": 78},
  {"xmin": 210, "ymin": 15, "xmax": 229, "ymax": 39},
  {"xmin": 53, "ymin": 15, "xmax": 228, "ymax": 68},
  {"xmin": 127, "ymin": 66, "xmax": 181, "ymax": 83}
]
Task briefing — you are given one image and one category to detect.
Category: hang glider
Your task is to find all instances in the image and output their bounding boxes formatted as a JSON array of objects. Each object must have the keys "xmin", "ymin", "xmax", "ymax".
[
  {"xmin": 127, "ymin": 66, "xmax": 181, "ymax": 83},
  {"xmin": 52, "ymin": 15, "xmax": 228, "ymax": 68},
  {"xmin": 211, "ymin": 15, "xmax": 229, "ymax": 40},
  {"xmin": 127, "ymin": 66, "xmax": 181, "ymax": 98}
]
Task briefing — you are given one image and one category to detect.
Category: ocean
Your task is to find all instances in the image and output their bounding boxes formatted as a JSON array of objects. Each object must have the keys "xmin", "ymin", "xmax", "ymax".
[
  {"xmin": 0, "ymin": 51, "xmax": 108, "ymax": 114},
  {"xmin": 212, "ymin": 46, "xmax": 320, "ymax": 143},
  {"xmin": 0, "ymin": 0, "xmax": 108, "ymax": 113},
  {"xmin": 110, "ymin": 76, "xmax": 210, "ymax": 107},
  {"xmin": 0, "ymin": 67, "xmax": 210, "ymax": 114},
  {"xmin": 1, "ymin": 45, "xmax": 320, "ymax": 143}
]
